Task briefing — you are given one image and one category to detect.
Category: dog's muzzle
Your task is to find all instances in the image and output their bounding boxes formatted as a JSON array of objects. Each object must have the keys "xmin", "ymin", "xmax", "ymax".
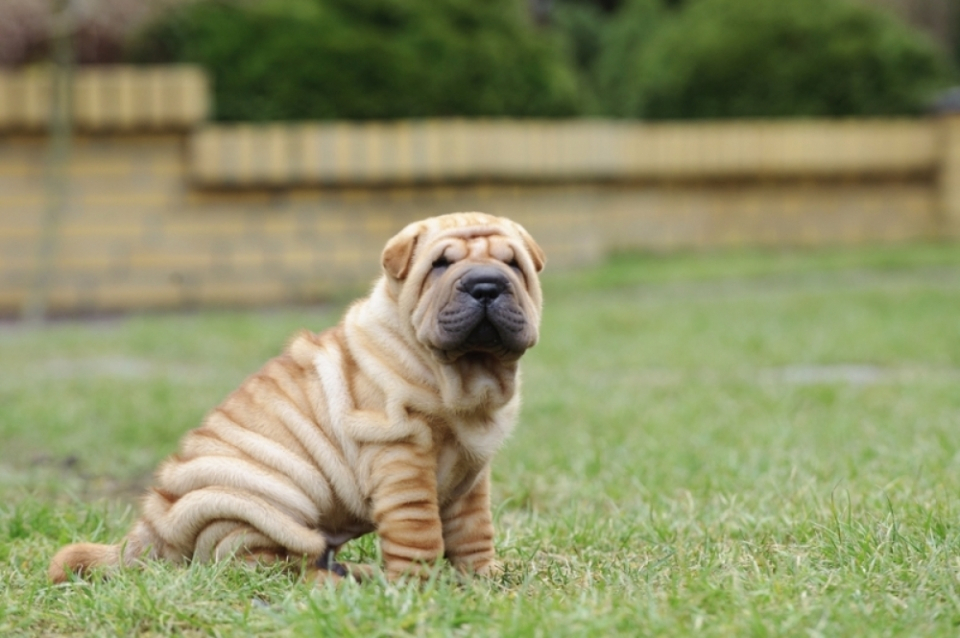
[{"xmin": 436, "ymin": 266, "xmax": 529, "ymax": 356}]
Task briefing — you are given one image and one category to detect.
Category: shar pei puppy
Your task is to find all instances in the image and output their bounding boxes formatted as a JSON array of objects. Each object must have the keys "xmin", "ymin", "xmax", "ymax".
[{"xmin": 49, "ymin": 211, "xmax": 545, "ymax": 584}]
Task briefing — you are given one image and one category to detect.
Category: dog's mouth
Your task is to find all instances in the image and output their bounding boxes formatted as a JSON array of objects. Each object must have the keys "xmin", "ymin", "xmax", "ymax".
[{"xmin": 465, "ymin": 318, "xmax": 502, "ymax": 350}]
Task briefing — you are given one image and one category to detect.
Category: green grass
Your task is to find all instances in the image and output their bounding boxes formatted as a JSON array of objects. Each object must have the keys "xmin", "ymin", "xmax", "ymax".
[{"xmin": 2, "ymin": 242, "xmax": 960, "ymax": 636}]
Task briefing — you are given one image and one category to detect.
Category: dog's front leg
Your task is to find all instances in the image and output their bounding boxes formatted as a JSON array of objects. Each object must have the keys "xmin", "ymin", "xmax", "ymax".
[
  {"xmin": 370, "ymin": 443, "xmax": 444, "ymax": 581},
  {"xmin": 440, "ymin": 468, "xmax": 500, "ymax": 576}
]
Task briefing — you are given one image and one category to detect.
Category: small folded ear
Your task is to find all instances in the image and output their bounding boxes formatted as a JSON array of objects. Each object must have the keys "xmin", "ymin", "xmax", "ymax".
[
  {"xmin": 516, "ymin": 225, "xmax": 546, "ymax": 272},
  {"xmin": 381, "ymin": 224, "xmax": 422, "ymax": 280}
]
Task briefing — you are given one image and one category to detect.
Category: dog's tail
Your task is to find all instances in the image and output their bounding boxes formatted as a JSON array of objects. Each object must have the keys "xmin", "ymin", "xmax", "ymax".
[
  {"xmin": 48, "ymin": 520, "xmax": 162, "ymax": 583},
  {"xmin": 48, "ymin": 543, "xmax": 121, "ymax": 583}
]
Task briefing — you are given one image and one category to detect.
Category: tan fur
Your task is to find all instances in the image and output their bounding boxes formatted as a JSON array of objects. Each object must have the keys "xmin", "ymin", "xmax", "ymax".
[{"xmin": 49, "ymin": 212, "xmax": 544, "ymax": 584}]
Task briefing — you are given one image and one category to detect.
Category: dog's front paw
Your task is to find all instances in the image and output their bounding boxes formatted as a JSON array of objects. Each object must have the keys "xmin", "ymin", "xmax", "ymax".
[{"xmin": 307, "ymin": 551, "xmax": 374, "ymax": 585}]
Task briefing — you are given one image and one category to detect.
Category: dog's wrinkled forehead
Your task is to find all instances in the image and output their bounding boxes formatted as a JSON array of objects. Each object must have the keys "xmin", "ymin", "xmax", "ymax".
[
  {"xmin": 432, "ymin": 226, "xmax": 516, "ymax": 262},
  {"xmin": 382, "ymin": 212, "xmax": 544, "ymax": 281}
]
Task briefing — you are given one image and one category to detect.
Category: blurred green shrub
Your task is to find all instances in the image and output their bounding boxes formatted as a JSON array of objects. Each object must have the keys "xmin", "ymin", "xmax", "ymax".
[
  {"xmin": 594, "ymin": 0, "xmax": 955, "ymax": 119},
  {"xmin": 591, "ymin": 0, "xmax": 668, "ymax": 117},
  {"xmin": 128, "ymin": 0, "xmax": 581, "ymax": 120},
  {"xmin": 552, "ymin": 0, "xmax": 613, "ymax": 114}
]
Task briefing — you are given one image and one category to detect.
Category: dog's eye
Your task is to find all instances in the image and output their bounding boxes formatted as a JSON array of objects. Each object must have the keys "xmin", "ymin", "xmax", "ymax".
[
  {"xmin": 432, "ymin": 256, "xmax": 451, "ymax": 270},
  {"xmin": 508, "ymin": 259, "xmax": 521, "ymax": 271}
]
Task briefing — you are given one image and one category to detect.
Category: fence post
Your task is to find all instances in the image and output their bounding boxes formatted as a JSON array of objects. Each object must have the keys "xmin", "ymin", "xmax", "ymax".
[
  {"xmin": 937, "ymin": 94, "xmax": 960, "ymax": 240},
  {"xmin": 23, "ymin": 0, "xmax": 74, "ymax": 322}
]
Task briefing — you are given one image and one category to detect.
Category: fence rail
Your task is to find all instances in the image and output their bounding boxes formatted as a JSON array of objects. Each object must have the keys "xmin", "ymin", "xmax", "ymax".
[
  {"xmin": 0, "ymin": 66, "xmax": 209, "ymax": 131},
  {"xmin": 189, "ymin": 119, "xmax": 939, "ymax": 187}
]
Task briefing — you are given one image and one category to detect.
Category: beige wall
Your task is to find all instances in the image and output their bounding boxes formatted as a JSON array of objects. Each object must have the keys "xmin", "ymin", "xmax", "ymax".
[
  {"xmin": 0, "ymin": 134, "xmax": 598, "ymax": 315},
  {"xmin": 0, "ymin": 67, "xmax": 956, "ymax": 317}
]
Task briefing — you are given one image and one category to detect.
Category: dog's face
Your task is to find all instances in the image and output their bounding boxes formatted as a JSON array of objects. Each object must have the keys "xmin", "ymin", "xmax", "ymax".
[{"xmin": 382, "ymin": 212, "xmax": 544, "ymax": 364}]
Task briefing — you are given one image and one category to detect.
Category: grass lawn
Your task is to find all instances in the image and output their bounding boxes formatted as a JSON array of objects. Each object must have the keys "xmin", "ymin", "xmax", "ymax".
[{"xmin": 2, "ymin": 242, "xmax": 960, "ymax": 636}]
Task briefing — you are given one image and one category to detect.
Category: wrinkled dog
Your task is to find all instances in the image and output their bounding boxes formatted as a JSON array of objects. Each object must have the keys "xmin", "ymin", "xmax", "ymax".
[{"xmin": 50, "ymin": 212, "xmax": 545, "ymax": 584}]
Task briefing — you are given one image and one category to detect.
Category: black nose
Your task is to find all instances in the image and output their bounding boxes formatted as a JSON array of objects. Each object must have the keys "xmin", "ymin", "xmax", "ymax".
[{"xmin": 462, "ymin": 271, "xmax": 509, "ymax": 302}]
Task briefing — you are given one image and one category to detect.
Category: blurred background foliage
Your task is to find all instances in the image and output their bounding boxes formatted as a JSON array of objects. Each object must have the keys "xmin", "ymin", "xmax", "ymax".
[
  {"xmin": 127, "ymin": 0, "xmax": 581, "ymax": 120},
  {"xmin": 584, "ymin": 0, "xmax": 955, "ymax": 118},
  {"xmin": 1, "ymin": 0, "xmax": 958, "ymax": 120}
]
